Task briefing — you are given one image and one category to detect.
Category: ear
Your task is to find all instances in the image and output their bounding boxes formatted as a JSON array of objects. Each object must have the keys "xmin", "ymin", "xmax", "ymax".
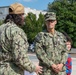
[{"xmin": 55, "ymin": 20, "xmax": 57, "ymax": 24}]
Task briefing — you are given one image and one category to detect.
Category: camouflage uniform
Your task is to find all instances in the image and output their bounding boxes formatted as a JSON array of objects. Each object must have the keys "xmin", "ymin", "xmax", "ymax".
[
  {"xmin": 0, "ymin": 22, "xmax": 36, "ymax": 75},
  {"xmin": 34, "ymin": 30, "xmax": 68, "ymax": 75}
]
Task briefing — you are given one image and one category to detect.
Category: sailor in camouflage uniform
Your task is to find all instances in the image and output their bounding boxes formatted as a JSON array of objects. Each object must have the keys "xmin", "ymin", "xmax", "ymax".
[
  {"xmin": 0, "ymin": 3, "xmax": 42, "ymax": 75},
  {"xmin": 34, "ymin": 12, "xmax": 68, "ymax": 75}
]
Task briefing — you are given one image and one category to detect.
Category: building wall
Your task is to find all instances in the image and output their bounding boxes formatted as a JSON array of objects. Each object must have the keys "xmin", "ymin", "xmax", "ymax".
[
  {"xmin": 0, "ymin": 6, "xmax": 46, "ymax": 20},
  {"xmin": 24, "ymin": 7, "xmax": 46, "ymax": 19},
  {"xmin": 0, "ymin": 6, "xmax": 9, "ymax": 20}
]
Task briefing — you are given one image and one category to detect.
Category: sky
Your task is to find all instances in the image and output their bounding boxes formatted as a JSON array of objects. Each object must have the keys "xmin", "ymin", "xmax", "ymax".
[{"xmin": 0, "ymin": 0, "xmax": 54, "ymax": 10}]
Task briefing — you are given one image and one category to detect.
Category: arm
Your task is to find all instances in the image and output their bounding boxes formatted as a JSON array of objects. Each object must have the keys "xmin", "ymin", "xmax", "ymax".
[
  {"xmin": 11, "ymin": 29, "xmax": 36, "ymax": 72},
  {"xmin": 60, "ymin": 37, "xmax": 68, "ymax": 65},
  {"xmin": 58, "ymin": 33, "xmax": 68, "ymax": 71}
]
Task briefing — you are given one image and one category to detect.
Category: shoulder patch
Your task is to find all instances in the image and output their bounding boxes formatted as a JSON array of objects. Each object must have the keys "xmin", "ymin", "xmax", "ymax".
[{"xmin": 35, "ymin": 32, "xmax": 44, "ymax": 42}]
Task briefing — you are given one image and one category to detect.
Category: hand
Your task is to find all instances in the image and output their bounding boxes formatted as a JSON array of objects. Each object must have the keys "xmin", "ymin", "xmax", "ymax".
[
  {"xmin": 35, "ymin": 64, "xmax": 43, "ymax": 74},
  {"xmin": 57, "ymin": 63, "xmax": 63, "ymax": 71},
  {"xmin": 51, "ymin": 64, "xmax": 59, "ymax": 73}
]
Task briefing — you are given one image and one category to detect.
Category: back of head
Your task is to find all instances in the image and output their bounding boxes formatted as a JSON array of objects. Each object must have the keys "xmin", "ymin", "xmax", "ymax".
[
  {"xmin": 44, "ymin": 12, "xmax": 56, "ymax": 21},
  {"xmin": 4, "ymin": 3, "xmax": 25, "ymax": 25},
  {"xmin": 62, "ymin": 32, "xmax": 72, "ymax": 43},
  {"xmin": 9, "ymin": 3, "xmax": 24, "ymax": 14}
]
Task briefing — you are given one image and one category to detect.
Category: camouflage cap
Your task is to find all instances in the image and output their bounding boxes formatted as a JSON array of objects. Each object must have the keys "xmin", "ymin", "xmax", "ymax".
[
  {"xmin": 44, "ymin": 12, "xmax": 56, "ymax": 21},
  {"xmin": 9, "ymin": 3, "xmax": 24, "ymax": 14}
]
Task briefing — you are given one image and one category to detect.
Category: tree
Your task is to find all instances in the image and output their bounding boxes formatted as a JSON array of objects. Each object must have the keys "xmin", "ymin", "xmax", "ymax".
[
  {"xmin": 47, "ymin": 0, "xmax": 76, "ymax": 47},
  {"xmin": 22, "ymin": 12, "xmax": 37, "ymax": 43},
  {"xmin": 0, "ymin": 20, "xmax": 3, "ymax": 26},
  {"xmin": 22, "ymin": 12, "xmax": 44, "ymax": 44},
  {"xmin": 37, "ymin": 13, "xmax": 45, "ymax": 32}
]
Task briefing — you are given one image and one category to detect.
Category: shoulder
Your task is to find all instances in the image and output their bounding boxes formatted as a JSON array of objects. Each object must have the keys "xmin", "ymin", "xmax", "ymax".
[
  {"xmin": 56, "ymin": 31, "xmax": 65, "ymax": 36},
  {"xmin": 36, "ymin": 32, "xmax": 45, "ymax": 37},
  {"xmin": 7, "ymin": 22, "xmax": 25, "ymax": 35},
  {"xmin": 4, "ymin": 22, "xmax": 27, "ymax": 38},
  {"xmin": 34, "ymin": 32, "xmax": 45, "ymax": 42},
  {"xmin": 56, "ymin": 31, "xmax": 66, "ymax": 40}
]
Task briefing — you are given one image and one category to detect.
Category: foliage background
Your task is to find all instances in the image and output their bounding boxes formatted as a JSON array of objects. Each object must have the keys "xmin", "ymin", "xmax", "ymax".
[
  {"xmin": 0, "ymin": 0, "xmax": 76, "ymax": 47},
  {"xmin": 48, "ymin": 0, "xmax": 76, "ymax": 47}
]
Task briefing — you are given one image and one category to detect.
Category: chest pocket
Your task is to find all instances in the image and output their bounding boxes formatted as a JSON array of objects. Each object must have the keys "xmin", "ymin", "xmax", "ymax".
[
  {"xmin": 54, "ymin": 35, "xmax": 66, "ymax": 52},
  {"xmin": 43, "ymin": 36, "xmax": 54, "ymax": 58}
]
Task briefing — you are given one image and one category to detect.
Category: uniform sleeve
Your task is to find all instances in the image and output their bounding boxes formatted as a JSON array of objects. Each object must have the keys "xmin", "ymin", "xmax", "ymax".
[
  {"xmin": 11, "ymin": 30, "xmax": 36, "ymax": 72},
  {"xmin": 59, "ymin": 33, "xmax": 68, "ymax": 71},
  {"xmin": 60, "ymin": 34, "xmax": 68, "ymax": 64},
  {"xmin": 34, "ymin": 33, "xmax": 54, "ymax": 67},
  {"xmin": 61, "ymin": 53, "xmax": 68, "ymax": 64}
]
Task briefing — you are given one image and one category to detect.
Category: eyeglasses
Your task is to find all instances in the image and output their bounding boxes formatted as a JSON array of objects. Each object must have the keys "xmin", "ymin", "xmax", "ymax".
[{"xmin": 47, "ymin": 20, "xmax": 55, "ymax": 23}]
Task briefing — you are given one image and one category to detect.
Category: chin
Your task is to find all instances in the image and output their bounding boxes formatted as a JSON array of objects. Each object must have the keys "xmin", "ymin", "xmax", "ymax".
[{"xmin": 49, "ymin": 27, "xmax": 53, "ymax": 29}]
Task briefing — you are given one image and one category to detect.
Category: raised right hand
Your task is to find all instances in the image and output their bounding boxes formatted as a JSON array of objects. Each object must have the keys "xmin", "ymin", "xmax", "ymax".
[{"xmin": 35, "ymin": 64, "xmax": 43, "ymax": 74}]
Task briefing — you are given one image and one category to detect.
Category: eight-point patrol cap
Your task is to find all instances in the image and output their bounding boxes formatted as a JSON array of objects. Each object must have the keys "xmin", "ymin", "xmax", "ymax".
[
  {"xmin": 9, "ymin": 3, "xmax": 24, "ymax": 14},
  {"xmin": 44, "ymin": 12, "xmax": 56, "ymax": 21}
]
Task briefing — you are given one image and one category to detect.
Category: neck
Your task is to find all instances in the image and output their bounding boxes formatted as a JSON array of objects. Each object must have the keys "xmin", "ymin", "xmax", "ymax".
[{"xmin": 48, "ymin": 28, "xmax": 55, "ymax": 35}]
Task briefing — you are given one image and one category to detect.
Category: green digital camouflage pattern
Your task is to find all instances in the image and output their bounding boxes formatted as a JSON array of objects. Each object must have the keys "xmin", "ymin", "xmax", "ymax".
[
  {"xmin": 34, "ymin": 31, "xmax": 68, "ymax": 75},
  {"xmin": 0, "ymin": 22, "xmax": 36, "ymax": 75}
]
